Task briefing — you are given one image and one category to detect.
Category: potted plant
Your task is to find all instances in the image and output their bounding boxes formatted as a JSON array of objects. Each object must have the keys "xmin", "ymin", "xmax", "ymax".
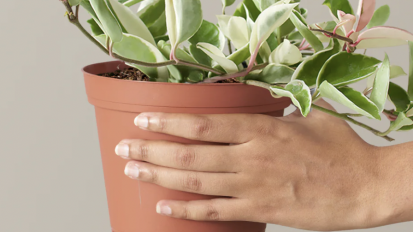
[{"xmin": 60, "ymin": 0, "xmax": 413, "ymax": 231}]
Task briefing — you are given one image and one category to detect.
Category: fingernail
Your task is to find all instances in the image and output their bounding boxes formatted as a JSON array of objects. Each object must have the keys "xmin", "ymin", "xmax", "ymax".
[
  {"xmin": 134, "ymin": 114, "xmax": 149, "ymax": 129},
  {"xmin": 124, "ymin": 163, "xmax": 140, "ymax": 179},
  {"xmin": 115, "ymin": 143, "xmax": 129, "ymax": 159},
  {"xmin": 156, "ymin": 203, "xmax": 172, "ymax": 215}
]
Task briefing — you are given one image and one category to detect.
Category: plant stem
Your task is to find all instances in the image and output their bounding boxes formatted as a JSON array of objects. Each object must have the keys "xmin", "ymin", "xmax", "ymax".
[
  {"xmin": 312, "ymin": 104, "xmax": 395, "ymax": 142},
  {"xmin": 344, "ymin": 114, "xmax": 363, "ymax": 117},
  {"xmin": 376, "ymin": 129, "xmax": 392, "ymax": 137},
  {"xmin": 203, "ymin": 63, "xmax": 269, "ymax": 83},
  {"xmin": 383, "ymin": 109, "xmax": 396, "ymax": 115},
  {"xmin": 309, "ymin": 27, "xmax": 354, "ymax": 44},
  {"xmin": 227, "ymin": 40, "xmax": 233, "ymax": 54},
  {"xmin": 177, "ymin": 60, "xmax": 224, "ymax": 75},
  {"xmin": 62, "ymin": 2, "xmax": 224, "ymax": 74}
]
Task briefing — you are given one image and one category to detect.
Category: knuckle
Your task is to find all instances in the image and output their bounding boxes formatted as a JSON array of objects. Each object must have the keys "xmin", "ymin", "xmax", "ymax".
[
  {"xmin": 181, "ymin": 205, "xmax": 190, "ymax": 220},
  {"xmin": 205, "ymin": 204, "xmax": 220, "ymax": 221},
  {"xmin": 157, "ymin": 115, "xmax": 168, "ymax": 132},
  {"xmin": 182, "ymin": 174, "xmax": 203, "ymax": 192},
  {"xmin": 250, "ymin": 115, "xmax": 276, "ymax": 136},
  {"xmin": 146, "ymin": 167, "xmax": 159, "ymax": 183},
  {"xmin": 131, "ymin": 141, "xmax": 150, "ymax": 160},
  {"xmin": 175, "ymin": 147, "xmax": 196, "ymax": 169},
  {"xmin": 191, "ymin": 116, "xmax": 213, "ymax": 139}
]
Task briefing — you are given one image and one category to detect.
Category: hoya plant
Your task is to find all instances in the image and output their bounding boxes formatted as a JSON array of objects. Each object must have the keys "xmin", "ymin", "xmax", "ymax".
[{"xmin": 60, "ymin": 0, "xmax": 413, "ymax": 141}]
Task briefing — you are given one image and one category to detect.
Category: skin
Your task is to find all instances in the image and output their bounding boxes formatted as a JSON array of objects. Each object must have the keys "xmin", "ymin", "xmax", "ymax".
[{"xmin": 115, "ymin": 99, "xmax": 413, "ymax": 231}]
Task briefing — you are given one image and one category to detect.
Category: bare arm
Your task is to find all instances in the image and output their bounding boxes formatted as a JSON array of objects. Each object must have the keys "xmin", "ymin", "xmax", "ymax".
[{"xmin": 376, "ymin": 142, "xmax": 413, "ymax": 226}]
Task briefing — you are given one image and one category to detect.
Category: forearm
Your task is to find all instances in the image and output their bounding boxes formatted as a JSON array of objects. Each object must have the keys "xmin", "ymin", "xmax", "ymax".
[{"xmin": 376, "ymin": 142, "xmax": 413, "ymax": 226}]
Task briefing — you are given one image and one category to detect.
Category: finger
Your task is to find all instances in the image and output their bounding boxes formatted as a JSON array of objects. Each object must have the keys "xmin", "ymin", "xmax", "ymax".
[
  {"xmin": 124, "ymin": 161, "xmax": 241, "ymax": 197},
  {"xmin": 133, "ymin": 113, "xmax": 276, "ymax": 143},
  {"xmin": 116, "ymin": 139, "xmax": 240, "ymax": 172},
  {"xmin": 313, "ymin": 98, "xmax": 337, "ymax": 112},
  {"xmin": 156, "ymin": 198, "xmax": 249, "ymax": 222}
]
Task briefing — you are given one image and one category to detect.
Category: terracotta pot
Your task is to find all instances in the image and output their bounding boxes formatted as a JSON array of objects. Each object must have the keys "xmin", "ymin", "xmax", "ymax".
[{"xmin": 83, "ymin": 61, "xmax": 291, "ymax": 232}]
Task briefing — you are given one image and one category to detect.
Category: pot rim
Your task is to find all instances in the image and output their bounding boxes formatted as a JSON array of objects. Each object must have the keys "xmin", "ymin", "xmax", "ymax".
[{"xmin": 82, "ymin": 61, "xmax": 246, "ymax": 87}]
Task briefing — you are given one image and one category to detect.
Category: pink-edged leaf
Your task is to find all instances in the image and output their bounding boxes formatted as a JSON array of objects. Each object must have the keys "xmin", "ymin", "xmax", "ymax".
[
  {"xmin": 338, "ymin": 10, "xmax": 356, "ymax": 35},
  {"xmin": 354, "ymin": 0, "xmax": 376, "ymax": 32},
  {"xmin": 356, "ymin": 26, "xmax": 413, "ymax": 49}
]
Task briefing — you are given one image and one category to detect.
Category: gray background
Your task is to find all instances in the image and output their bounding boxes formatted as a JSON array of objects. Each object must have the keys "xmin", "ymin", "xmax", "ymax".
[{"xmin": 0, "ymin": 0, "xmax": 412, "ymax": 231}]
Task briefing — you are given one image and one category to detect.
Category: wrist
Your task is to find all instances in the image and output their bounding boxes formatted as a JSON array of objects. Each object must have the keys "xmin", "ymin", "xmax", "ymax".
[{"xmin": 371, "ymin": 143, "xmax": 413, "ymax": 227}]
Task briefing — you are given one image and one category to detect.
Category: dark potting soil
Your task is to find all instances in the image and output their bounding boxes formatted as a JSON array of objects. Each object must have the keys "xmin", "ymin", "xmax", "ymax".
[
  {"xmin": 100, "ymin": 67, "xmax": 150, "ymax": 81},
  {"xmin": 100, "ymin": 67, "xmax": 241, "ymax": 83}
]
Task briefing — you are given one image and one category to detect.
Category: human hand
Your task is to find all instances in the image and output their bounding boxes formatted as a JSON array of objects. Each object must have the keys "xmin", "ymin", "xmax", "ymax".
[{"xmin": 114, "ymin": 99, "xmax": 408, "ymax": 231}]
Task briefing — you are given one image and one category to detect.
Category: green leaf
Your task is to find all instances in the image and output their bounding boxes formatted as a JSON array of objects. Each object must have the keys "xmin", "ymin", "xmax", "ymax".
[
  {"xmin": 371, "ymin": 54, "xmax": 390, "ymax": 113},
  {"xmin": 366, "ymin": 5, "xmax": 390, "ymax": 29},
  {"xmin": 147, "ymin": 12, "xmax": 167, "ymax": 38},
  {"xmin": 166, "ymin": 0, "xmax": 203, "ymax": 52},
  {"xmin": 389, "ymin": 112, "xmax": 413, "ymax": 131},
  {"xmin": 250, "ymin": 3, "xmax": 298, "ymax": 55},
  {"xmin": 319, "ymin": 82, "xmax": 381, "ymax": 119},
  {"xmin": 157, "ymin": 40, "xmax": 202, "ymax": 82},
  {"xmin": 367, "ymin": 65, "xmax": 407, "ymax": 91},
  {"xmin": 189, "ymin": 44, "xmax": 212, "ymax": 67},
  {"xmin": 95, "ymin": 34, "xmax": 169, "ymax": 81},
  {"xmin": 155, "ymin": 35, "xmax": 169, "ymax": 43},
  {"xmin": 157, "ymin": 41, "xmax": 197, "ymax": 64},
  {"xmin": 190, "ymin": 20, "xmax": 226, "ymax": 51},
  {"xmin": 289, "ymin": 10, "xmax": 324, "ymax": 52},
  {"xmin": 270, "ymin": 80, "xmax": 312, "ymax": 116},
  {"xmin": 166, "ymin": 64, "xmax": 183, "ymax": 82},
  {"xmin": 217, "ymin": 16, "xmax": 250, "ymax": 49},
  {"xmin": 323, "ymin": 0, "xmax": 354, "ymax": 18},
  {"xmin": 259, "ymin": 42, "xmax": 272, "ymax": 63},
  {"xmin": 137, "ymin": 0, "xmax": 165, "ymax": 28},
  {"xmin": 80, "ymin": 1, "xmax": 101, "ymax": 24},
  {"xmin": 269, "ymin": 39, "xmax": 302, "ymax": 65},
  {"xmin": 254, "ymin": 0, "xmax": 290, "ymax": 11},
  {"xmin": 277, "ymin": 19, "xmax": 296, "ymax": 38},
  {"xmin": 90, "ymin": 0, "xmax": 123, "ymax": 43},
  {"xmin": 266, "ymin": 34, "xmax": 279, "ymax": 50},
  {"xmin": 221, "ymin": 0, "xmax": 236, "ymax": 8},
  {"xmin": 317, "ymin": 52, "xmax": 381, "ymax": 87},
  {"xmin": 234, "ymin": 1, "xmax": 261, "ymax": 21},
  {"xmin": 409, "ymin": 41, "xmax": 413, "ymax": 100},
  {"xmin": 398, "ymin": 123, "xmax": 413, "ymax": 131},
  {"xmin": 197, "ymin": 43, "xmax": 239, "ymax": 74},
  {"xmin": 311, "ymin": 21, "xmax": 344, "ymax": 43},
  {"xmin": 187, "ymin": 71, "xmax": 205, "ymax": 83},
  {"xmin": 87, "ymin": 18, "xmax": 104, "ymax": 36},
  {"xmin": 287, "ymin": 30, "xmax": 303, "ymax": 42},
  {"xmin": 107, "ymin": 0, "xmax": 156, "ymax": 45},
  {"xmin": 122, "ymin": 0, "xmax": 144, "ymax": 7},
  {"xmin": 388, "ymin": 82, "xmax": 411, "ymax": 112},
  {"xmin": 407, "ymin": 107, "xmax": 413, "ymax": 117},
  {"xmin": 390, "ymin": 65, "xmax": 407, "ymax": 79},
  {"xmin": 251, "ymin": 64, "xmax": 295, "ymax": 84},
  {"xmin": 292, "ymin": 39, "xmax": 340, "ymax": 87},
  {"xmin": 228, "ymin": 44, "xmax": 251, "ymax": 65},
  {"xmin": 68, "ymin": 0, "xmax": 83, "ymax": 6}
]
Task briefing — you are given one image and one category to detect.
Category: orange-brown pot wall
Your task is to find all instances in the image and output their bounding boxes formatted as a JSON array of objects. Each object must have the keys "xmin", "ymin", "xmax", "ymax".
[{"xmin": 83, "ymin": 61, "xmax": 291, "ymax": 232}]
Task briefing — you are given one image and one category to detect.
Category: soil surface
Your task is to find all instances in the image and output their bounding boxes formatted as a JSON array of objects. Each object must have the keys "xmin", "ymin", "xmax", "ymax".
[
  {"xmin": 100, "ymin": 67, "xmax": 241, "ymax": 83},
  {"xmin": 100, "ymin": 67, "xmax": 149, "ymax": 81}
]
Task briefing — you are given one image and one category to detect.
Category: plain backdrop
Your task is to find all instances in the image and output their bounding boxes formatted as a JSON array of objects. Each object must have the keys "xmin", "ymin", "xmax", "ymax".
[{"xmin": 0, "ymin": 0, "xmax": 412, "ymax": 231}]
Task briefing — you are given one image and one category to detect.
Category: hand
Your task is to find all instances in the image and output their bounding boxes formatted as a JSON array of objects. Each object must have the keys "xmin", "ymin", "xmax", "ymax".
[{"xmin": 114, "ymin": 99, "xmax": 407, "ymax": 231}]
